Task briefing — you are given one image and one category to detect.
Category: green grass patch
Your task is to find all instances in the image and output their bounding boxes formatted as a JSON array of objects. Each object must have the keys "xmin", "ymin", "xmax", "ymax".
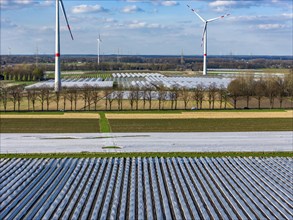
[
  {"xmin": 109, "ymin": 118, "xmax": 293, "ymax": 132},
  {"xmin": 101, "ymin": 146, "xmax": 122, "ymax": 149},
  {"xmin": 0, "ymin": 118, "xmax": 99, "ymax": 133},
  {"xmin": 99, "ymin": 112, "xmax": 111, "ymax": 132},
  {"xmin": 2, "ymin": 80, "xmax": 36, "ymax": 86},
  {"xmin": 1, "ymin": 151, "xmax": 292, "ymax": 159}
]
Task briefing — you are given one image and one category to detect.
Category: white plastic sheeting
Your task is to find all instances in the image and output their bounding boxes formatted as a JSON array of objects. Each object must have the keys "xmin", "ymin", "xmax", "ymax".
[
  {"xmin": 1, "ymin": 157, "xmax": 292, "ymax": 220},
  {"xmin": 113, "ymin": 73, "xmax": 232, "ymax": 89},
  {"xmin": 25, "ymin": 78, "xmax": 113, "ymax": 90}
]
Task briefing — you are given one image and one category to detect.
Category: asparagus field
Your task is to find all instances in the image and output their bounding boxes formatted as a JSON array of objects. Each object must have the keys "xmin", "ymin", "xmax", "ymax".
[{"xmin": 1, "ymin": 157, "xmax": 292, "ymax": 219}]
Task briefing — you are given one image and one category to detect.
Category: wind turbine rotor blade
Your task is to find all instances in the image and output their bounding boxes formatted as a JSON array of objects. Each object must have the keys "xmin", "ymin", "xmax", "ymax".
[
  {"xmin": 59, "ymin": 0, "xmax": 74, "ymax": 40},
  {"xmin": 201, "ymin": 23, "xmax": 207, "ymax": 47},
  {"xmin": 207, "ymin": 13, "xmax": 230, "ymax": 23},
  {"xmin": 187, "ymin": 5, "xmax": 206, "ymax": 22}
]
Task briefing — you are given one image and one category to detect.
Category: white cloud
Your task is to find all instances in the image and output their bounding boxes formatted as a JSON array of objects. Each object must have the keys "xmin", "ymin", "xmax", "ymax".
[
  {"xmin": 128, "ymin": 21, "xmax": 146, "ymax": 29},
  {"xmin": 160, "ymin": 1, "xmax": 179, "ymax": 7},
  {"xmin": 0, "ymin": 0, "xmax": 35, "ymax": 9},
  {"xmin": 126, "ymin": 20, "xmax": 163, "ymax": 29},
  {"xmin": 39, "ymin": 0, "xmax": 53, "ymax": 7},
  {"xmin": 121, "ymin": 5, "xmax": 144, "ymax": 13},
  {"xmin": 257, "ymin": 24, "xmax": 285, "ymax": 30},
  {"xmin": 72, "ymin": 5, "xmax": 108, "ymax": 14},
  {"xmin": 0, "ymin": 18, "xmax": 18, "ymax": 28},
  {"xmin": 13, "ymin": 0, "xmax": 34, "ymax": 5},
  {"xmin": 209, "ymin": 1, "xmax": 237, "ymax": 7},
  {"xmin": 282, "ymin": 13, "xmax": 293, "ymax": 19}
]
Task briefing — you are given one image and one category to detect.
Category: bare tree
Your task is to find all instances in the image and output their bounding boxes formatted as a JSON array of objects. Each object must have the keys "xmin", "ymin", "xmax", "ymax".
[
  {"xmin": 107, "ymin": 90, "xmax": 115, "ymax": 110},
  {"xmin": 284, "ymin": 71, "xmax": 293, "ymax": 107},
  {"xmin": 65, "ymin": 85, "xmax": 79, "ymax": 111},
  {"xmin": 227, "ymin": 78, "xmax": 242, "ymax": 109},
  {"xmin": 180, "ymin": 87, "xmax": 191, "ymax": 110},
  {"xmin": 254, "ymin": 78, "xmax": 266, "ymax": 109},
  {"xmin": 0, "ymin": 84, "xmax": 9, "ymax": 112},
  {"xmin": 45, "ymin": 87, "xmax": 51, "ymax": 110},
  {"xmin": 242, "ymin": 76, "xmax": 255, "ymax": 108},
  {"xmin": 145, "ymin": 85, "xmax": 153, "ymax": 110},
  {"xmin": 28, "ymin": 88, "xmax": 38, "ymax": 111},
  {"xmin": 80, "ymin": 84, "xmax": 92, "ymax": 111},
  {"xmin": 264, "ymin": 77, "xmax": 278, "ymax": 109},
  {"xmin": 218, "ymin": 84, "xmax": 228, "ymax": 109},
  {"xmin": 207, "ymin": 82, "xmax": 218, "ymax": 109},
  {"xmin": 10, "ymin": 86, "xmax": 23, "ymax": 111},
  {"xmin": 192, "ymin": 83, "xmax": 205, "ymax": 109},
  {"xmin": 91, "ymin": 86, "xmax": 101, "ymax": 111},
  {"xmin": 115, "ymin": 88, "xmax": 124, "ymax": 111},
  {"xmin": 157, "ymin": 85, "xmax": 167, "ymax": 110},
  {"xmin": 170, "ymin": 85, "xmax": 179, "ymax": 110},
  {"xmin": 16, "ymin": 88, "xmax": 23, "ymax": 111},
  {"xmin": 73, "ymin": 87, "xmax": 79, "ymax": 111},
  {"xmin": 62, "ymin": 87, "xmax": 68, "ymax": 111},
  {"xmin": 141, "ymin": 86, "xmax": 148, "ymax": 110},
  {"xmin": 53, "ymin": 91, "xmax": 61, "ymax": 110},
  {"xmin": 275, "ymin": 77, "xmax": 286, "ymax": 108},
  {"xmin": 134, "ymin": 86, "xmax": 141, "ymax": 110},
  {"xmin": 38, "ymin": 85, "xmax": 50, "ymax": 111},
  {"xmin": 67, "ymin": 88, "xmax": 75, "ymax": 111},
  {"xmin": 26, "ymin": 91, "xmax": 30, "ymax": 111},
  {"xmin": 128, "ymin": 86, "xmax": 136, "ymax": 110},
  {"xmin": 104, "ymin": 88, "xmax": 113, "ymax": 110}
]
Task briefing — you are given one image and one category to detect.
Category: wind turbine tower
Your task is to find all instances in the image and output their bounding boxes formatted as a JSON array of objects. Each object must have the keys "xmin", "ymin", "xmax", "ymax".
[
  {"xmin": 55, "ymin": 0, "xmax": 74, "ymax": 92},
  {"xmin": 187, "ymin": 5, "xmax": 229, "ymax": 76},
  {"xmin": 97, "ymin": 34, "xmax": 102, "ymax": 64}
]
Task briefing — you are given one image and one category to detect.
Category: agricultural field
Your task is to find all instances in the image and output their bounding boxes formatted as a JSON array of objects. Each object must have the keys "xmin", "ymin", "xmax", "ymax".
[
  {"xmin": 106, "ymin": 109, "xmax": 293, "ymax": 118},
  {"xmin": 1, "ymin": 110, "xmax": 292, "ymax": 133},
  {"xmin": 0, "ymin": 118, "xmax": 99, "ymax": 133},
  {"xmin": 1, "ymin": 157, "xmax": 292, "ymax": 219},
  {"xmin": 45, "ymin": 71, "xmax": 113, "ymax": 79},
  {"xmin": 109, "ymin": 118, "xmax": 293, "ymax": 132}
]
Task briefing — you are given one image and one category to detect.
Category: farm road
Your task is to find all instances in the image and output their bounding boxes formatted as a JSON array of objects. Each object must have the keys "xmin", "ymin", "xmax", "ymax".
[{"xmin": 1, "ymin": 132, "xmax": 292, "ymax": 153}]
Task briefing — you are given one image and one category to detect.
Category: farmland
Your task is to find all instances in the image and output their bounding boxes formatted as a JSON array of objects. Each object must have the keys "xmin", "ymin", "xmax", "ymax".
[
  {"xmin": 1, "ymin": 117, "xmax": 292, "ymax": 133},
  {"xmin": 1, "ymin": 157, "xmax": 292, "ymax": 219},
  {"xmin": 0, "ymin": 118, "xmax": 99, "ymax": 133},
  {"xmin": 109, "ymin": 118, "xmax": 293, "ymax": 132}
]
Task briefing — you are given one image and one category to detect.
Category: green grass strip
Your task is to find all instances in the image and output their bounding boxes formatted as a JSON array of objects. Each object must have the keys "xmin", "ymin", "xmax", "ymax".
[
  {"xmin": 99, "ymin": 112, "xmax": 111, "ymax": 133},
  {"xmin": 1, "ymin": 151, "xmax": 292, "ymax": 159}
]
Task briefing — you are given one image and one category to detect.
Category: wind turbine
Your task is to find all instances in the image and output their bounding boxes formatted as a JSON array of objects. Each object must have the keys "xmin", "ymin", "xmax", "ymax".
[
  {"xmin": 55, "ymin": 0, "xmax": 74, "ymax": 92},
  {"xmin": 97, "ymin": 34, "xmax": 102, "ymax": 65},
  {"xmin": 187, "ymin": 5, "xmax": 229, "ymax": 76}
]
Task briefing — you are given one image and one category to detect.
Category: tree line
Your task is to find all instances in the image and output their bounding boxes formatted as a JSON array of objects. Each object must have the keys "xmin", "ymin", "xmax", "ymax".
[
  {"xmin": 1, "ymin": 74, "xmax": 292, "ymax": 112},
  {"xmin": 2, "ymin": 55, "xmax": 292, "ymax": 72},
  {"xmin": 1, "ymin": 65, "xmax": 45, "ymax": 81}
]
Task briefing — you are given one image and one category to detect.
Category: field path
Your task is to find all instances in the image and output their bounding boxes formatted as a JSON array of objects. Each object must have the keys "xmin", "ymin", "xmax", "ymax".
[
  {"xmin": 106, "ymin": 110, "xmax": 293, "ymax": 119},
  {"xmin": 0, "ymin": 113, "xmax": 100, "ymax": 119}
]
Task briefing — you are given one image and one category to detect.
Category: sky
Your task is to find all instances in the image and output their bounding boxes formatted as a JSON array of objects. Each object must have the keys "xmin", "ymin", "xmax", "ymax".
[{"xmin": 1, "ymin": 0, "xmax": 292, "ymax": 56}]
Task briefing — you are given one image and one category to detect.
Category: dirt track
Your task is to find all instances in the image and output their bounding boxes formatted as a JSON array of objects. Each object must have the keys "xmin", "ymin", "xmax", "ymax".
[
  {"xmin": 106, "ymin": 110, "xmax": 293, "ymax": 119},
  {"xmin": 0, "ymin": 113, "xmax": 100, "ymax": 119},
  {"xmin": 1, "ymin": 110, "xmax": 292, "ymax": 119}
]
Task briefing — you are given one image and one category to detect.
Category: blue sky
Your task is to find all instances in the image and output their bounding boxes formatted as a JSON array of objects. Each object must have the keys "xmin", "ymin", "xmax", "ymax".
[{"xmin": 1, "ymin": 0, "xmax": 292, "ymax": 56}]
